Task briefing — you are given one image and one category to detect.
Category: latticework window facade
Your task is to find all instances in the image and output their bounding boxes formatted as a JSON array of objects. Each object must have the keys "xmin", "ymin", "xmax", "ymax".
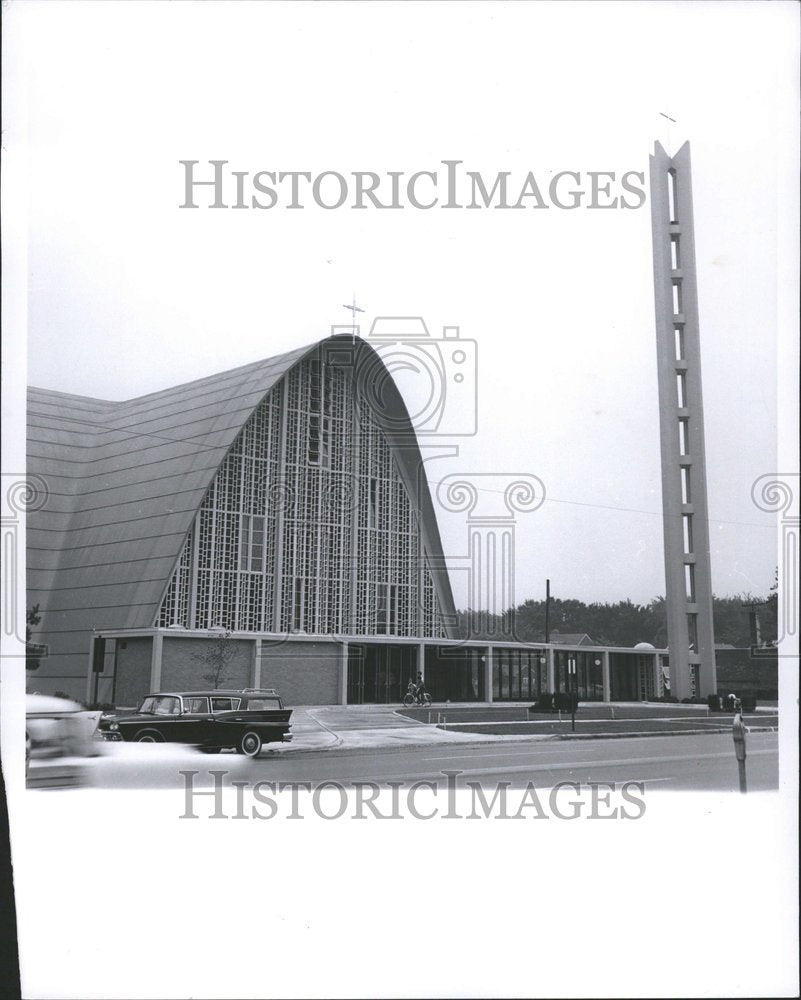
[{"xmin": 156, "ymin": 357, "xmax": 446, "ymax": 637}]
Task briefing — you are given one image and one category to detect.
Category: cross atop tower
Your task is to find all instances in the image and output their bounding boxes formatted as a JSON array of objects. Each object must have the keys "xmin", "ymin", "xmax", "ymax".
[
  {"xmin": 342, "ymin": 295, "xmax": 365, "ymax": 341},
  {"xmin": 658, "ymin": 110, "xmax": 678, "ymax": 156}
]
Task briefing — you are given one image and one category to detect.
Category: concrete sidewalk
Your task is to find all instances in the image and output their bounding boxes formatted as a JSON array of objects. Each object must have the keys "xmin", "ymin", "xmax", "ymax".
[
  {"xmin": 270, "ymin": 703, "xmax": 779, "ymax": 755},
  {"xmin": 270, "ymin": 704, "xmax": 500, "ymax": 753}
]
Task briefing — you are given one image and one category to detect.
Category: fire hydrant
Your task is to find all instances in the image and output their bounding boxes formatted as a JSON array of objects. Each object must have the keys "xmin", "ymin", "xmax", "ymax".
[{"xmin": 732, "ymin": 712, "xmax": 747, "ymax": 794}]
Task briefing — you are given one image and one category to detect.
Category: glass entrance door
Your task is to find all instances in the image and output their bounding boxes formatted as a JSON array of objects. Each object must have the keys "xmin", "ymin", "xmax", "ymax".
[{"xmin": 347, "ymin": 645, "xmax": 416, "ymax": 704}]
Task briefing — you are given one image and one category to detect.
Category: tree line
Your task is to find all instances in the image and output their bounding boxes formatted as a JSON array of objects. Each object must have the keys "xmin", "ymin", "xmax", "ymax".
[{"xmin": 456, "ymin": 588, "xmax": 778, "ymax": 649}]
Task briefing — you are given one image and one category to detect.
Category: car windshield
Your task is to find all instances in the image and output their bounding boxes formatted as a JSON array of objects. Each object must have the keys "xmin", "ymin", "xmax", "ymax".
[
  {"xmin": 138, "ymin": 696, "xmax": 180, "ymax": 716},
  {"xmin": 246, "ymin": 698, "xmax": 281, "ymax": 710}
]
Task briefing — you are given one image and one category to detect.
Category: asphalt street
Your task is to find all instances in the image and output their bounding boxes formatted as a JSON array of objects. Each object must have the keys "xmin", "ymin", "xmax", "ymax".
[
  {"xmin": 59, "ymin": 730, "xmax": 779, "ymax": 793},
  {"xmin": 248, "ymin": 731, "xmax": 779, "ymax": 791},
  {"xmin": 28, "ymin": 703, "xmax": 780, "ymax": 792}
]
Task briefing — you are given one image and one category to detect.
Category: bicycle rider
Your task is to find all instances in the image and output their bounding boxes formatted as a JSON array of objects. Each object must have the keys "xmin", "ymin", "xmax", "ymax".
[{"xmin": 415, "ymin": 671, "xmax": 426, "ymax": 705}]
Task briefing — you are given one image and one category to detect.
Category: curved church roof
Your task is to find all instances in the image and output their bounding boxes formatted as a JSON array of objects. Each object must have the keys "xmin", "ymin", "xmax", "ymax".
[{"xmin": 27, "ymin": 335, "xmax": 457, "ymax": 650}]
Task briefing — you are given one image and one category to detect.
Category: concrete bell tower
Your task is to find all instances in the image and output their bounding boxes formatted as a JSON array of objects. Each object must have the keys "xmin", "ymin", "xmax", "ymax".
[{"xmin": 649, "ymin": 140, "xmax": 717, "ymax": 699}]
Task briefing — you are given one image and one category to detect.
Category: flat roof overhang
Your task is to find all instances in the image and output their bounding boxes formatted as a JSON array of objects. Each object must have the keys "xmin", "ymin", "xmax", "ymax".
[{"xmin": 92, "ymin": 627, "xmax": 667, "ymax": 657}]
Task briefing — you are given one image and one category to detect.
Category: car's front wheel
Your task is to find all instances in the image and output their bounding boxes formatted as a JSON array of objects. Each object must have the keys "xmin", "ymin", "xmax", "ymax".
[
  {"xmin": 237, "ymin": 731, "xmax": 262, "ymax": 758},
  {"xmin": 134, "ymin": 730, "xmax": 164, "ymax": 743}
]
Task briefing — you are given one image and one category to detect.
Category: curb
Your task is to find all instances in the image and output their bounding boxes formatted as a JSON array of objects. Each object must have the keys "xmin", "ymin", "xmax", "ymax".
[
  {"xmin": 263, "ymin": 725, "xmax": 778, "ymax": 757},
  {"xmin": 549, "ymin": 725, "xmax": 778, "ymax": 741}
]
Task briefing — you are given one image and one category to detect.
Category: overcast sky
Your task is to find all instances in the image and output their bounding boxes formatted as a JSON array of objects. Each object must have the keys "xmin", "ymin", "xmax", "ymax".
[{"xmin": 10, "ymin": 0, "xmax": 799, "ymax": 609}]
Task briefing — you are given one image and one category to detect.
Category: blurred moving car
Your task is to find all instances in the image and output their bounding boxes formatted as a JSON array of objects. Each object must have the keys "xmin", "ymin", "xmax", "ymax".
[
  {"xmin": 26, "ymin": 693, "xmax": 102, "ymax": 787},
  {"xmin": 95, "ymin": 689, "xmax": 292, "ymax": 757}
]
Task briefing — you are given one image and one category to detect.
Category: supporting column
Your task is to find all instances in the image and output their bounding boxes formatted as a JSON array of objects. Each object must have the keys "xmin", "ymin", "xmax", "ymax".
[
  {"xmin": 339, "ymin": 641, "xmax": 349, "ymax": 706},
  {"xmin": 485, "ymin": 645, "xmax": 494, "ymax": 703},
  {"xmin": 150, "ymin": 630, "xmax": 163, "ymax": 693},
  {"xmin": 417, "ymin": 642, "xmax": 425, "ymax": 681},
  {"xmin": 252, "ymin": 638, "xmax": 262, "ymax": 689},
  {"xmin": 88, "ymin": 636, "xmax": 108, "ymax": 707},
  {"xmin": 652, "ymin": 653, "xmax": 661, "ymax": 700},
  {"xmin": 602, "ymin": 651, "xmax": 611, "ymax": 703},
  {"xmin": 86, "ymin": 634, "xmax": 98, "ymax": 703},
  {"xmin": 547, "ymin": 646, "xmax": 555, "ymax": 693}
]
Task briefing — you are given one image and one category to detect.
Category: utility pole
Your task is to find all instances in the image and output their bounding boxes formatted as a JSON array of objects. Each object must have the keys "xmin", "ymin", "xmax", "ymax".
[
  {"xmin": 544, "ymin": 578, "xmax": 550, "ymax": 644},
  {"xmin": 743, "ymin": 599, "xmax": 767, "ymax": 648}
]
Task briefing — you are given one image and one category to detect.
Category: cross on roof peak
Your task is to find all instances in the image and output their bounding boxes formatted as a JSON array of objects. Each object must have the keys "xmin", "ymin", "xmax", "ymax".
[{"xmin": 342, "ymin": 294, "xmax": 365, "ymax": 339}]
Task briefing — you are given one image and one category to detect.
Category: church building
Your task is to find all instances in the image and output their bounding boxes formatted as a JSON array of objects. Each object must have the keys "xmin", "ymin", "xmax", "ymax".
[{"xmin": 26, "ymin": 332, "xmax": 663, "ymax": 707}]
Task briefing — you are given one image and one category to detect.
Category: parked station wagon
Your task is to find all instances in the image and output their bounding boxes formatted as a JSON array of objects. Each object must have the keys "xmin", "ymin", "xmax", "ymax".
[{"xmin": 95, "ymin": 689, "xmax": 292, "ymax": 757}]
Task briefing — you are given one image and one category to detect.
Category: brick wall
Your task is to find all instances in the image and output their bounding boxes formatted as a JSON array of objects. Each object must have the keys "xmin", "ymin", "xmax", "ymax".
[
  {"xmin": 259, "ymin": 641, "xmax": 341, "ymax": 705},
  {"xmin": 113, "ymin": 637, "xmax": 153, "ymax": 707},
  {"xmin": 111, "ymin": 635, "xmax": 342, "ymax": 707},
  {"xmin": 161, "ymin": 636, "xmax": 253, "ymax": 691}
]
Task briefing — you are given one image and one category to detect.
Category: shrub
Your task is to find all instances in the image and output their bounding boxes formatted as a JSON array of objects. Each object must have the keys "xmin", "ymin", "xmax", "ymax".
[
  {"xmin": 707, "ymin": 694, "xmax": 722, "ymax": 711},
  {"xmin": 662, "ymin": 695, "xmax": 678, "ymax": 703},
  {"xmin": 740, "ymin": 695, "xmax": 757, "ymax": 713},
  {"xmin": 554, "ymin": 691, "xmax": 579, "ymax": 712},
  {"xmin": 535, "ymin": 692, "xmax": 554, "ymax": 711}
]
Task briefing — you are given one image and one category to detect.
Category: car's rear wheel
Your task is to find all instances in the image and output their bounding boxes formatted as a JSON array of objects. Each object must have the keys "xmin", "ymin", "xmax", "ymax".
[
  {"xmin": 238, "ymin": 731, "xmax": 262, "ymax": 757},
  {"xmin": 134, "ymin": 730, "xmax": 163, "ymax": 743}
]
